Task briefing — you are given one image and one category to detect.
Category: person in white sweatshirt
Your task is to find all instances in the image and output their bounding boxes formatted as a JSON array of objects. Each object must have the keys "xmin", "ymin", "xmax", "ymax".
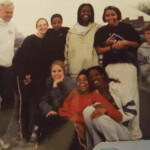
[
  {"xmin": 138, "ymin": 23, "xmax": 150, "ymax": 85},
  {"xmin": 64, "ymin": 3, "xmax": 100, "ymax": 78},
  {"xmin": 0, "ymin": 0, "xmax": 24, "ymax": 109},
  {"xmin": 0, "ymin": 0, "xmax": 24, "ymax": 149}
]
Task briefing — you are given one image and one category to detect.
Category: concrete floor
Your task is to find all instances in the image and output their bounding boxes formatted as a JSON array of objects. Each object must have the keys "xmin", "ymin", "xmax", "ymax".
[{"xmin": 11, "ymin": 121, "xmax": 76, "ymax": 150}]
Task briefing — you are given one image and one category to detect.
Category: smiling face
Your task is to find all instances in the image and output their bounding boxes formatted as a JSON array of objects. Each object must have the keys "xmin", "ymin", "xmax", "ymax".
[
  {"xmin": 51, "ymin": 64, "xmax": 64, "ymax": 81},
  {"xmin": 77, "ymin": 74, "xmax": 89, "ymax": 94},
  {"xmin": 36, "ymin": 19, "xmax": 48, "ymax": 36},
  {"xmin": 88, "ymin": 69, "xmax": 104, "ymax": 88},
  {"xmin": 79, "ymin": 5, "xmax": 92, "ymax": 26},
  {"xmin": 0, "ymin": 4, "xmax": 14, "ymax": 22},
  {"xmin": 104, "ymin": 9, "xmax": 119, "ymax": 26},
  {"xmin": 51, "ymin": 17, "xmax": 62, "ymax": 31}
]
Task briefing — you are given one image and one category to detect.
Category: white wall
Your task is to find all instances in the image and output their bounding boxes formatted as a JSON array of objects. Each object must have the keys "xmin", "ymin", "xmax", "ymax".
[{"xmin": 10, "ymin": 0, "xmax": 150, "ymax": 35}]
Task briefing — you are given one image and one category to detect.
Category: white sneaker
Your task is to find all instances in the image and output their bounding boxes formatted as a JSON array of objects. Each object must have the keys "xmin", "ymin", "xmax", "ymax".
[{"xmin": 0, "ymin": 138, "xmax": 10, "ymax": 150}]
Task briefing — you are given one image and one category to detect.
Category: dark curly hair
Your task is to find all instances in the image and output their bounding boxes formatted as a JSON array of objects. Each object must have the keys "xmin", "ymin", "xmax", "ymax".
[
  {"xmin": 87, "ymin": 66, "xmax": 120, "ymax": 88},
  {"xmin": 102, "ymin": 6, "xmax": 122, "ymax": 22},
  {"xmin": 77, "ymin": 69, "xmax": 94, "ymax": 93}
]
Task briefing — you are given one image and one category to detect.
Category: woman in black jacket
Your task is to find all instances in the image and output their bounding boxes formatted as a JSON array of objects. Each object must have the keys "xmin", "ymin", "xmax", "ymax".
[
  {"xmin": 14, "ymin": 18, "xmax": 49, "ymax": 142},
  {"xmin": 39, "ymin": 61, "xmax": 83, "ymax": 150},
  {"xmin": 43, "ymin": 14, "xmax": 69, "ymax": 78}
]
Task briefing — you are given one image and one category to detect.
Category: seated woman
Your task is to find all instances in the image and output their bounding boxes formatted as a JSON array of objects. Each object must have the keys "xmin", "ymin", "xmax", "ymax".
[
  {"xmin": 39, "ymin": 60, "xmax": 77, "ymax": 147},
  {"xmin": 59, "ymin": 69, "xmax": 122, "ymax": 150},
  {"xmin": 85, "ymin": 66, "xmax": 137, "ymax": 149}
]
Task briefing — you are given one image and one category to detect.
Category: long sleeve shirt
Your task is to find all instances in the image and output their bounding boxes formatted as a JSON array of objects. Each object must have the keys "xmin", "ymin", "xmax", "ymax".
[
  {"xmin": 39, "ymin": 76, "xmax": 76, "ymax": 115},
  {"xmin": 59, "ymin": 89, "xmax": 122, "ymax": 123},
  {"xmin": 0, "ymin": 18, "xmax": 24, "ymax": 67}
]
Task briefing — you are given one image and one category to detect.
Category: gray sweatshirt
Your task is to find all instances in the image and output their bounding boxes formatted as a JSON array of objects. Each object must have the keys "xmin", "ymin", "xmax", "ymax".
[
  {"xmin": 39, "ymin": 76, "xmax": 76, "ymax": 116},
  {"xmin": 138, "ymin": 42, "xmax": 150, "ymax": 77}
]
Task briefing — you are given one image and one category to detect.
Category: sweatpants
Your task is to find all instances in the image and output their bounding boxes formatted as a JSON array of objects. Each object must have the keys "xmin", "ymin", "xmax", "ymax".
[
  {"xmin": 105, "ymin": 63, "xmax": 142, "ymax": 140},
  {"xmin": 83, "ymin": 106, "xmax": 130, "ymax": 150}
]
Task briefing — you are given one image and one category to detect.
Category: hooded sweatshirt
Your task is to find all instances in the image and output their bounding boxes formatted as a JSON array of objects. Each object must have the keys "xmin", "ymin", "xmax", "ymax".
[
  {"xmin": 138, "ymin": 42, "xmax": 150, "ymax": 77},
  {"xmin": 0, "ymin": 18, "xmax": 24, "ymax": 67},
  {"xmin": 64, "ymin": 23, "xmax": 100, "ymax": 77}
]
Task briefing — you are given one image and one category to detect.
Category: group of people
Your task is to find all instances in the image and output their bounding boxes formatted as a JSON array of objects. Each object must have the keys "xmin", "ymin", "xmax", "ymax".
[{"xmin": 0, "ymin": 0, "xmax": 150, "ymax": 149}]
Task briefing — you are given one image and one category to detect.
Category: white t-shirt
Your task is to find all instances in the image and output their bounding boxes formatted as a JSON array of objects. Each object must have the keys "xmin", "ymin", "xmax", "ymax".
[{"xmin": 74, "ymin": 22, "xmax": 89, "ymax": 35}]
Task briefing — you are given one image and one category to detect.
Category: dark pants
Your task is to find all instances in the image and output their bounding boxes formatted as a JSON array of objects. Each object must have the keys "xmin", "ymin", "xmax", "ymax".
[
  {"xmin": 39, "ymin": 115, "xmax": 84, "ymax": 150},
  {"xmin": 0, "ymin": 66, "xmax": 15, "ymax": 109},
  {"xmin": 21, "ymin": 97, "xmax": 43, "ymax": 141},
  {"xmin": 40, "ymin": 115, "xmax": 68, "ymax": 140},
  {"xmin": 18, "ymin": 76, "xmax": 44, "ymax": 141}
]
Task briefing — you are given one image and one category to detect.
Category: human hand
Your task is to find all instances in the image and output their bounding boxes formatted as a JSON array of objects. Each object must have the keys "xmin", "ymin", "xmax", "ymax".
[
  {"xmin": 112, "ymin": 40, "xmax": 128, "ymax": 50},
  {"xmin": 93, "ymin": 103, "xmax": 106, "ymax": 109},
  {"xmin": 46, "ymin": 111, "xmax": 57, "ymax": 118},
  {"xmin": 91, "ymin": 107, "xmax": 107, "ymax": 119},
  {"xmin": 23, "ymin": 74, "xmax": 31, "ymax": 85},
  {"xmin": 53, "ymin": 74, "xmax": 64, "ymax": 88}
]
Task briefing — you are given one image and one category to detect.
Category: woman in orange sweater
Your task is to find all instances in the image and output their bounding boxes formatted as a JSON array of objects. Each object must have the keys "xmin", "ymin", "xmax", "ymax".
[{"xmin": 59, "ymin": 70, "xmax": 122, "ymax": 149}]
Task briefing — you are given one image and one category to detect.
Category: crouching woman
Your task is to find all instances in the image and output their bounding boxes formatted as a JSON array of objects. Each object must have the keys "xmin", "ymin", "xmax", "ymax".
[
  {"xmin": 84, "ymin": 66, "xmax": 137, "ymax": 150},
  {"xmin": 59, "ymin": 69, "xmax": 122, "ymax": 150}
]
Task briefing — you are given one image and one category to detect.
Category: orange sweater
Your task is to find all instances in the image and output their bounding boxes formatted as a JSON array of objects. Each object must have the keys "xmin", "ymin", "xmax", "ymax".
[{"xmin": 59, "ymin": 89, "xmax": 122, "ymax": 123}]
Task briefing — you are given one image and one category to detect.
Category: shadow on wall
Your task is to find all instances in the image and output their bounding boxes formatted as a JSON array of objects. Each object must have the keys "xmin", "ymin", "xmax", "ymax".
[{"xmin": 139, "ymin": 74, "xmax": 150, "ymax": 139}]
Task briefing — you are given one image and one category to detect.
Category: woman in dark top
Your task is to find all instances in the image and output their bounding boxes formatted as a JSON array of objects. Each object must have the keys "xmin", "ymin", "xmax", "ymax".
[
  {"xmin": 39, "ymin": 61, "xmax": 83, "ymax": 150},
  {"xmin": 14, "ymin": 18, "xmax": 49, "ymax": 142},
  {"xmin": 94, "ymin": 6, "xmax": 142, "ymax": 140},
  {"xmin": 39, "ymin": 60, "xmax": 75, "ymax": 117},
  {"xmin": 43, "ymin": 14, "xmax": 69, "ymax": 78}
]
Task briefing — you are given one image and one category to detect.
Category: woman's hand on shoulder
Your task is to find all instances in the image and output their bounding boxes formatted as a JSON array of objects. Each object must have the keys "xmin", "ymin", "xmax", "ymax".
[{"xmin": 46, "ymin": 111, "xmax": 57, "ymax": 118}]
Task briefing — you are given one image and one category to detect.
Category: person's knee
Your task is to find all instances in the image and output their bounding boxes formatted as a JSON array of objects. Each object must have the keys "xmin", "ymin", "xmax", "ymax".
[
  {"xmin": 94, "ymin": 115, "xmax": 110, "ymax": 128},
  {"xmin": 83, "ymin": 106, "xmax": 95, "ymax": 121}
]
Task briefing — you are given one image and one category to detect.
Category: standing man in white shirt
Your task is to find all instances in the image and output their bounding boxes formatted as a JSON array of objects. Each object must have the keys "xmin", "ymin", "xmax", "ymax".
[
  {"xmin": 0, "ymin": 0, "xmax": 24, "ymax": 109},
  {"xmin": 0, "ymin": 0, "xmax": 24, "ymax": 148}
]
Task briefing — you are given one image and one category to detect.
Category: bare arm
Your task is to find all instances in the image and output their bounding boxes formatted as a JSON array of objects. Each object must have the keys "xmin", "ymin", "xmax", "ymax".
[
  {"xmin": 95, "ymin": 45, "xmax": 112, "ymax": 55},
  {"xmin": 112, "ymin": 40, "xmax": 139, "ymax": 50},
  {"xmin": 96, "ymin": 40, "xmax": 139, "ymax": 55},
  {"xmin": 46, "ymin": 111, "xmax": 57, "ymax": 118}
]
